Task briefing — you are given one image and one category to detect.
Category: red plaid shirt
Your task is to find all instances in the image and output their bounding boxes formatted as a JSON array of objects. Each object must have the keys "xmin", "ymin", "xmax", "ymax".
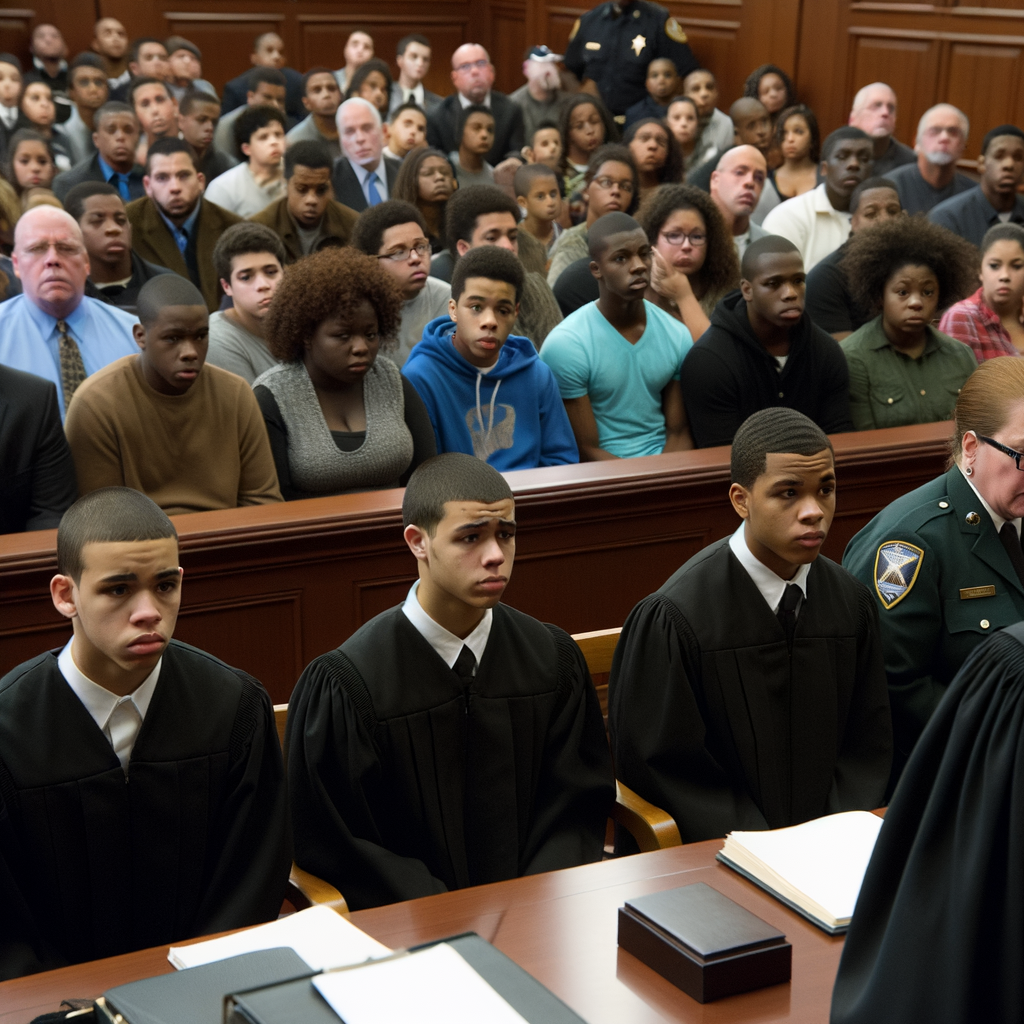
[{"xmin": 938, "ymin": 287, "xmax": 1022, "ymax": 362}]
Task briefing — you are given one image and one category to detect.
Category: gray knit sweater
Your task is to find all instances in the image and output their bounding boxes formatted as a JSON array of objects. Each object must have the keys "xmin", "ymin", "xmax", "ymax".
[{"xmin": 252, "ymin": 358, "xmax": 413, "ymax": 496}]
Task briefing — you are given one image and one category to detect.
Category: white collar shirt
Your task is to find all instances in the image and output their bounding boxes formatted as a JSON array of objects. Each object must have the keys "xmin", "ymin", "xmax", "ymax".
[
  {"xmin": 960, "ymin": 465, "xmax": 1021, "ymax": 537},
  {"xmin": 402, "ymin": 581, "xmax": 492, "ymax": 670},
  {"xmin": 404, "ymin": 83, "xmax": 425, "ymax": 107},
  {"xmin": 458, "ymin": 91, "xmax": 492, "ymax": 110},
  {"xmin": 57, "ymin": 639, "xmax": 161, "ymax": 769},
  {"xmin": 729, "ymin": 521, "xmax": 811, "ymax": 615},
  {"xmin": 760, "ymin": 182, "xmax": 852, "ymax": 271}
]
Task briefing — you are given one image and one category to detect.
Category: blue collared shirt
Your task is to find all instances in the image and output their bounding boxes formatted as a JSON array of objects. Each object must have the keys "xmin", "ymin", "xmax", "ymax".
[
  {"xmin": 97, "ymin": 154, "xmax": 143, "ymax": 201},
  {"xmin": 157, "ymin": 202, "xmax": 201, "ymax": 255},
  {"xmin": 0, "ymin": 294, "xmax": 138, "ymax": 417},
  {"xmin": 350, "ymin": 159, "xmax": 389, "ymax": 206}
]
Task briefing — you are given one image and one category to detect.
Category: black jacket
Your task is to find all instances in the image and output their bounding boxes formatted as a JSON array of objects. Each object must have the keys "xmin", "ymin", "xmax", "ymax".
[
  {"xmin": 680, "ymin": 289, "xmax": 854, "ymax": 448},
  {"xmin": 0, "ymin": 365, "xmax": 77, "ymax": 534},
  {"xmin": 53, "ymin": 152, "xmax": 146, "ymax": 204},
  {"xmin": 221, "ymin": 67, "xmax": 305, "ymax": 122},
  {"xmin": 85, "ymin": 250, "xmax": 174, "ymax": 314},
  {"xmin": 330, "ymin": 155, "xmax": 401, "ymax": 214},
  {"xmin": 426, "ymin": 92, "xmax": 525, "ymax": 166}
]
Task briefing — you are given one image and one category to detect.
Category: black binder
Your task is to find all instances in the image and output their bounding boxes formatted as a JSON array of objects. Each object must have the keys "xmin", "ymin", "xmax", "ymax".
[
  {"xmin": 96, "ymin": 948, "xmax": 314, "ymax": 1024},
  {"xmin": 227, "ymin": 933, "xmax": 590, "ymax": 1024}
]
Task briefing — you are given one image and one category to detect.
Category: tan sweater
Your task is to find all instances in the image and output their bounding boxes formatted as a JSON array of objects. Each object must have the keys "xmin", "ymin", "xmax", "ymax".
[{"xmin": 65, "ymin": 355, "xmax": 282, "ymax": 514}]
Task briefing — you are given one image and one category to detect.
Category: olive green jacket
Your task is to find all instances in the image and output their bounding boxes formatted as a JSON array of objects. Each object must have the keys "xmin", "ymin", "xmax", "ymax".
[
  {"xmin": 840, "ymin": 317, "xmax": 977, "ymax": 431},
  {"xmin": 844, "ymin": 466, "xmax": 1024, "ymax": 772}
]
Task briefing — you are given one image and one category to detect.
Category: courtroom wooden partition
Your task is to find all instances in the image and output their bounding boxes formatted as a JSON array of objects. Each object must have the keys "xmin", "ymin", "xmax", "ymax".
[
  {"xmin": 5, "ymin": 0, "xmax": 1022, "ymax": 144},
  {"xmin": 0, "ymin": 423, "xmax": 952, "ymax": 705}
]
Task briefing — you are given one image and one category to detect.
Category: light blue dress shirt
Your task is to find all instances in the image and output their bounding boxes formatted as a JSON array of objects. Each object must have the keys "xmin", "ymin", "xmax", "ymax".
[
  {"xmin": 157, "ymin": 202, "xmax": 202, "ymax": 255},
  {"xmin": 0, "ymin": 294, "xmax": 138, "ymax": 417},
  {"xmin": 351, "ymin": 160, "xmax": 389, "ymax": 206}
]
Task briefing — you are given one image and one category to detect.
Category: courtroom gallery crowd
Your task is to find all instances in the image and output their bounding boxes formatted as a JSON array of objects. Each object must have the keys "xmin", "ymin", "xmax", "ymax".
[{"xmin": 2, "ymin": 10, "xmax": 1024, "ymax": 1019}]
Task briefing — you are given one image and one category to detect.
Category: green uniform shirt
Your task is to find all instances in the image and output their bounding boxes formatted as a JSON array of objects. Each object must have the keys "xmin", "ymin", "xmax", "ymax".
[
  {"xmin": 844, "ymin": 466, "xmax": 1024, "ymax": 776},
  {"xmin": 840, "ymin": 317, "xmax": 977, "ymax": 431}
]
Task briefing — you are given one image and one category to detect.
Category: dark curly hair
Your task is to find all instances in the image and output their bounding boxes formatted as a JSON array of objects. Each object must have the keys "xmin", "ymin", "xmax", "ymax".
[
  {"xmin": 392, "ymin": 145, "xmax": 456, "ymax": 247},
  {"xmin": 623, "ymin": 117, "xmax": 683, "ymax": 187},
  {"xmin": 585, "ymin": 143, "xmax": 640, "ymax": 215},
  {"xmin": 841, "ymin": 217, "xmax": 979, "ymax": 316},
  {"xmin": 636, "ymin": 183, "xmax": 739, "ymax": 302},
  {"xmin": 558, "ymin": 94, "xmax": 618, "ymax": 178},
  {"xmin": 743, "ymin": 64, "xmax": 795, "ymax": 111},
  {"xmin": 344, "ymin": 57, "xmax": 393, "ymax": 118},
  {"xmin": 773, "ymin": 104, "xmax": 820, "ymax": 163},
  {"xmin": 264, "ymin": 247, "xmax": 403, "ymax": 362}
]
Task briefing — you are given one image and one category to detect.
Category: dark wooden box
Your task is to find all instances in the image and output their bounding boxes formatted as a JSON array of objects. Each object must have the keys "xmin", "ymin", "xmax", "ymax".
[{"xmin": 617, "ymin": 882, "xmax": 792, "ymax": 1003}]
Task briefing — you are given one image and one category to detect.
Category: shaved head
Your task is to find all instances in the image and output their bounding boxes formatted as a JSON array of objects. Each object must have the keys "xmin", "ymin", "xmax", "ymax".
[
  {"xmin": 716, "ymin": 144, "xmax": 767, "ymax": 176},
  {"xmin": 136, "ymin": 274, "xmax": 205, "ymax": 326},
  {"xmin": 588, "ymin": 211, "xmax": 643, "ymax": 258},
  {"xmin": 729, "ymin": 96, "xmax": 767, "ymax": 123},
  {"xmin": 741, "ymin": 234, "xmax": 800, "ymax": 280}
]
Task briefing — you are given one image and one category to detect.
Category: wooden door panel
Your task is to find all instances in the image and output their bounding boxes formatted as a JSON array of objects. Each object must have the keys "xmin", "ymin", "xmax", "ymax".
[{"xmin": 945, "ymin": 42, "xmax": 1024, "ymax": 142}]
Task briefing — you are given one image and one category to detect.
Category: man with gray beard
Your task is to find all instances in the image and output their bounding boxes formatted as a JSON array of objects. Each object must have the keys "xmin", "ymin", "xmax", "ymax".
[{"xmin": 886, "ymin": 104, "xmax": 977, "ymax": 215}]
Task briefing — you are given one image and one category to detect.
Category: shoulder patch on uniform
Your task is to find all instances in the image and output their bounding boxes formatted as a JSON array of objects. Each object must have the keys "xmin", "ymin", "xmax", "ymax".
[
  {"xmin": 874, "ymin": 540, "xmax": 925, "ymax": 609},
  {"xmin": 568, "ymin": 17, "xmax": 581, "ymax": 41},
  {"xmin": 665, "ymin": 17, "xmax": 688, "ymax": 43}
]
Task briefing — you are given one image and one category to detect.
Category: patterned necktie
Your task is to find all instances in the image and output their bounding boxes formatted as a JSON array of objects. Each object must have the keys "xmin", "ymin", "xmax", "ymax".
[
  {"xmin": 776, "ymin": 583, "xmax": 802, "ymax": 646},
  {"xmin": 106, "ymin": 697, "xmax": 141, "ymax": 770},
  {"xmin": 453, "ymin": 644, "xmax": 476, "ymax": 680},
  {"xmin": 999, "ymin": 522, "xmax": 1024, "ymax": 588},
  {"xmin": 366, "ymin": 172, "xmax": 382, "ymax": 207},
  {"xmin": 57, "ymin": 318, "xmax": 86, "ymax": 405}
]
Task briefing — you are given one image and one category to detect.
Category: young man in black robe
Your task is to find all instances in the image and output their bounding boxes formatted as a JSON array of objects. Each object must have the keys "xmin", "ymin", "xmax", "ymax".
[
  {"xmin": 286, "ymin": 453, "xmax": 614, "ymax": 911},
  {"xmin": 0, "ymin": 488, "xmax": 290, "ymax": 981},
  {"xmin": 609, "ymin": 408, "xmax": 891, "ymax": 845}
]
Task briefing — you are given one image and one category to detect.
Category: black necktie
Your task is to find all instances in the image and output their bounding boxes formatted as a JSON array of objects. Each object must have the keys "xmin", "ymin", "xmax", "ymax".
[
  {"xmin": 999, "ymin": 522, "xmax": 1024, "ymax": 588},
  {"xmin": 777, "ymin": 584, "xmax": 801, "ymax": 646},
  {"xmin": 453, "ymin": 645, "xmax": 476, "ymax": 681}
]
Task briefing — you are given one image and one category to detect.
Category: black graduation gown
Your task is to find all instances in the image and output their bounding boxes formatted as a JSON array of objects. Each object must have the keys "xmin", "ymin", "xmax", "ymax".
[
  {"xmin": 831, "ymin": 623, "xmax": 1024, "ymax": 1024},
  {"xmin": 286, "ymin": 603, "xmax": 615, "ymax": 911},
  {"xmin": 0, "ymin": 641, "xmax": 291, "ymax": 981},
  {"xmin": 608, "ymin": 539, "xmax": 892, "ymax": 843}
]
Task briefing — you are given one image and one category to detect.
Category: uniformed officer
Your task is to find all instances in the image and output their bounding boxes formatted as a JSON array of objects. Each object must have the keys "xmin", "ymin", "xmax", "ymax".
[
  {"xmin": 563, "ymin": 0, "xmax": 699, "ymax": 118},
  {"xmin": 843, "ymin": 358, "xmax": 1024, "ymax": 787}
]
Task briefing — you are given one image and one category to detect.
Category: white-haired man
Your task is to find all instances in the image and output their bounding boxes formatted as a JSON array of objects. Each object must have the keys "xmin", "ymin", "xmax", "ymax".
[
  {"xmin": 331, "ymin": 97, "xmax": 400, "ymax": 212},
  {"xmin": 886, "ymin": 104, "xmax": 977, "ymax": 215},
  {"xmin": 0, "ymin": 206, "xmax": 136, "ymax": 418},
  {"xmin": 848, "ymin": 83, "xmax": 915, "ymax": 177}
]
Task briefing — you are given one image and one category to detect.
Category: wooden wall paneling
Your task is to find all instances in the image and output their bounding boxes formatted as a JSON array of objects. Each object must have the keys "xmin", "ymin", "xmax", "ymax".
[
  {"xmin": 944, "ymin": 38, "xmax": 1024, "ymax": 141},
  {"xmin": 488, "ymin": 3, "xmax": 529, "ymax": 95},
  {"xmin": 542, "ymin": 5, "xmax": 589, "ymax": 68},
  {"xmin": 0, "ymin": 7, "xmax": 36, "ymax": 69},
  {"xmin": 670, "ymin": 16, "xmax": 742, "ymax": 100}
]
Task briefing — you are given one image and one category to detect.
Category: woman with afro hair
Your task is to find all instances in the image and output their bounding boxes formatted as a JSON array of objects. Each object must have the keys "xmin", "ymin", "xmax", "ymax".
[
  {"xmin": 839, "ymin": 216, "xmax": 979, "ymax": 430},
  {"xmin": 253, "ymin": 247, "xmax": 436, "ymax": 499},
  {"xmin": 637, "ymin": 182, "xmax": 739, "ymax": 340}
]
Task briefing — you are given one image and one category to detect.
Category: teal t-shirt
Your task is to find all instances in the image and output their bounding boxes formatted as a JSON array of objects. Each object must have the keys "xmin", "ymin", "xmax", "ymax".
[{"xmin": 539, "ymin": 300, "xmax": 693, "ymax": 458}]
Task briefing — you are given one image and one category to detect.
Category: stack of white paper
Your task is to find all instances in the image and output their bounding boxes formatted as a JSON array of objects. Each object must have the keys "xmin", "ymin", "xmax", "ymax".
[
  {"xmin": 168, "ymin": 905, "xmax": 391, "ymax": 971},
  {"xmin": 313, "ymin": 943, "xmax": 530, "ymax": 1024}
]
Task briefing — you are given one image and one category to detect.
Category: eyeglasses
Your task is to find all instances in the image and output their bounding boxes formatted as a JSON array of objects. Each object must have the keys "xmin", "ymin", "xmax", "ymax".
[
  {"xmin": 454, "ymin": 59, "xmax": 490, "ymax": 74},
  {"xmin": 979, "ymin": 435, "xmax": 1024, "ymax": 470},
  {"xmin": 660, "ymin": 230, "xmax": 707, "ymax": 247},
  {"xmin": 592, "ymin": 176, "xmax": 635, "ymax": 193},
  {"xmin": 377, "ymin": 242, "xmax": 431, "ymax": 262}
]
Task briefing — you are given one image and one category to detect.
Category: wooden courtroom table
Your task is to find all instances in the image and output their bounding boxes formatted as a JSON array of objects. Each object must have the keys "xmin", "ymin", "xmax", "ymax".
[
  {"xmin": 0, "ymin": 839, "xmax": 846, "ymax": 1024},
  {"xmin": 0, "ymin": 421, "xmax": 952, "ymax": 704}
]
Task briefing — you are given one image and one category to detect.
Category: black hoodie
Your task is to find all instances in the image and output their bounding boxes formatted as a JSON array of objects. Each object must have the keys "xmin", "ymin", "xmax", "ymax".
[{"xmin": 680, "ymin": 289, "xmax": 854, "ymax": 448}]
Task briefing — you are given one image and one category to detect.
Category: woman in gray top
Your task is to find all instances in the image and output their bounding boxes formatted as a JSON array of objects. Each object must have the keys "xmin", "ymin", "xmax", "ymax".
[{"xmin": 253, "ymin": 247, "xmax": 436, "ymax": 499}]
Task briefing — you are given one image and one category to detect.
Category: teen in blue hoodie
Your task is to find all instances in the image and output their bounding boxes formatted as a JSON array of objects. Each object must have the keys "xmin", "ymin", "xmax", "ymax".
[{"xmin": 403, "ymin": 246, "xmax": 578, "ymax": 469}]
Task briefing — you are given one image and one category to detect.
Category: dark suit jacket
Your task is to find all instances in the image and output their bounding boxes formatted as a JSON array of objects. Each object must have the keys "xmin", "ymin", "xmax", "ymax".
[
  {"xmin": 0, "ymin": 365, "xmax": 77, "ymax": 534},
  {"xmin": 85, "ymin": 250, "xmax": 174, "ymax": 313},
  {"xmin": 330, "ymin": 156, "xmax": 401, "ymax": 214},
  {"xmin": 249, "ymin": 196, "xmax": 359, "ymax": 263},
  {"xmin": 125, "ymin": 196, "xmax": 243, "ymax": 312},
  {"xmin": 388, "ymin": 82, "xmax": 443, "ymax": 118},
  {"xmin": 221, "ymin": 66, "xmax": 305, "ymax": 122},
  {"xmin": 52, "ymin": 152, "xmax": 146, "ymax": 204},
  {"xmin": 427, "ymin": 92, "xmax": 525, "ymax": 166}
]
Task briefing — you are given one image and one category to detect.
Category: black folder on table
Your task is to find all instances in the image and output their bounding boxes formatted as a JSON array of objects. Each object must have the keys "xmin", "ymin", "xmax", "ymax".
[
  {"xmin": 96, "ymin": 948, "xmax": 314, "ymax": 1024},
  {"xmin": 227, "ymin": 933, "xmax": 589, "ymax": 1024}
]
